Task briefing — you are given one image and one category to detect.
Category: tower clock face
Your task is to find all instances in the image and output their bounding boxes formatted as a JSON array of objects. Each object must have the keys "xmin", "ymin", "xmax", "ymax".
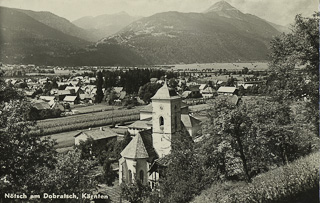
[{"xmin": 159, "ymin": 105, "xmax": 164, "ymax": 110}]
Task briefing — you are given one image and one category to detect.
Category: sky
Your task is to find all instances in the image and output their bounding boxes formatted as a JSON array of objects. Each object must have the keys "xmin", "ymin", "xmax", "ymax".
[{"xmin": 0, "ymin": 0, "xmax": 318, "ymax": 26}]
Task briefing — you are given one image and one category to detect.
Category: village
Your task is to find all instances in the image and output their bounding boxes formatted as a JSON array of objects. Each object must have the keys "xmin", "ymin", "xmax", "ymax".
[{"xmin": 1, "ymin": 62, "xmax": 272, "ymax": 201}]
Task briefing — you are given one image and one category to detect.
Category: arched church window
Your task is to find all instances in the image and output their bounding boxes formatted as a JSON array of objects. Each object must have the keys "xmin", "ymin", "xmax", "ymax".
[
  {"xmin": 159, "ymin": 116, "xmax": 164, "ymax": 127},
  {"xmin": 128, "ymin": 170, "xmax": 132, "ymax": 184},
  {"xmin": 140, "ymin": 170, "xmax": 144, "ymax": 183}
]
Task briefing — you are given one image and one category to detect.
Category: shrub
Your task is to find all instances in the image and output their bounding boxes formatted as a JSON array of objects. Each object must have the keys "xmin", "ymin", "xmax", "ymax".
[{"xmin": 192, "ymin": 152, "xmax": 319, "ymax": 203}]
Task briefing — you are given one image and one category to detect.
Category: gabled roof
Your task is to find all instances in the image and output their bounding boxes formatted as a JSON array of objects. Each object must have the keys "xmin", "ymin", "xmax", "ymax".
[
  {"xmin": 74, "ymin": 127, "xmax": 118, "ymax": 140},
  {"xmin": 121, "ymin": 129, "xmax": 157, "ymax": 159},
  {"xmin": 128, "ymin": 117, "xmax": 152, "ymax": 129},
  {"xmin": 151, "ymin": 83, "xmax": 180, "ymax": 100},
  {"xmin": 39, "ymin": 96, "xmax": 55, "ymax": 101},
  {"xmin": 57, "ymin": 90, "xmax": 72, "ymax": 95},
  {"xmin": 65, "ymin": 86, "xmax": 80, "ymax": 92},
  {"xmin": 181, "ymin": 114, "xmax": 201, "ymax": 128},
  {"xmin": 199, "ymin": 84, "xmax": 207, "ymax": 90},
  {"xmin": 202, "ymin": 86, "xmax": 215, "ymax": 94},
  {"xmin": 32, "ymin": 102, "xmax": 51, "ymax": 110},
  {"xmin": 140, "ymin": 103, "xmax": 152, "ymax": 112},
  {"xmin": 63, "ymin": 96, "xmax": 78, "ymax": 102},
  {"xmin": 217, "ymin": 86, "xmax": 237, "ymax": 93}
]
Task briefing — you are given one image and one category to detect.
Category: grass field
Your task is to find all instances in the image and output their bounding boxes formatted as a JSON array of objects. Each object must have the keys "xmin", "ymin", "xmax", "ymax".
[{"xmin": 32, "ymin": 106, "xmax": 144, "ymax": 136}]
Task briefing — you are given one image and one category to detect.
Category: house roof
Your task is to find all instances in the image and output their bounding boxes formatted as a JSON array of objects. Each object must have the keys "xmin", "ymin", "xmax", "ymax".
[
  {"xmin": 189, "ymin": 85, "xmax": 200, "ymax": 92},
  {"xmin": 39, "ymin": 96, "xmax": 55, "ymax": 101},
  {"xmin": 181, "ymin": 114, "xmax": 201, "ymax": 128},
  {"xmin": 217, "ymin": 86, "xmax": 237, "ymax": 93},
  {"xmin": 181, "ymin": 91, "xmax": 192, "ymax": 98},
  {"xmin": 65, "ymin": 86, "xmax": 80, "ymax": 92},
  {"xmin": 202, "ymin": 86, "xmax": 215, "ymax": 94},
  {"xmin": 57, "ymin": 90, "xmax": 72, "ymax": 95},
  {"xmin": 128, "ymin": 118, "xmax": 152, "ymax": 129},
  {"xmin": 151, "ymin": 83, "xmax": 180, "ymax": 100},
  {"xmin": 119, "ymin": 91, "xmax": 126, "ymax": 99},
  {"xmin": 140, "ymin": 103, "xmax": 153, "ymax": 112},
  {"xmin": 121, "ymin": 129, "xmax": 157, "ymax": 159},
  {"xmin": 113, "ymin": 87, "xmax": 123, "ymax": 93},
  {"xmin": 74, "ymin": 127, "xmax": 118, "ymax": 140},
  {"xmin": 79, "ymin": 94, "xmax": 94, "ymax": 100},
  {"xmin": 32, "ymin": 102, "xmax": 51, "ymax": 110},
  {"xmin": 63, "ymin": 96, "xmax": 78, "ymax": 102},
  {"xmin": 199, "ymin": 84, "xmax": 207, "ymax": 90}
]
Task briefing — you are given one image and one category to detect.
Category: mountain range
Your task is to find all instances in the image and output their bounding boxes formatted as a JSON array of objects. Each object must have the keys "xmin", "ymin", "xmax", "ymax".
[
  {"xmin": 0, "ymin": 1, "xmax": 288, "ymax": 65},
  {"xmin": 72, "ymin": 12, "xmax": 141, "ymax": 40}
]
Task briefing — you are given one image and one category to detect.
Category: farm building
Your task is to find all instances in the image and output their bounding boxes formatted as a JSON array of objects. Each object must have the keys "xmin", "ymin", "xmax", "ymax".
[
  {"xmin": 74, "ymin": 127, "xmax": 118, "ymax": 147},
  {"xmin": 217, "ymin": 86, "xmax": 238, "ymax": 95}
]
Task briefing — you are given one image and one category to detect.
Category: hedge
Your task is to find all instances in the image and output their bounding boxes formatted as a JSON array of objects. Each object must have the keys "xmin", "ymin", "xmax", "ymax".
[{"xmin": 192, "ymin": 152, "xmax": 319, "ymax": 203}]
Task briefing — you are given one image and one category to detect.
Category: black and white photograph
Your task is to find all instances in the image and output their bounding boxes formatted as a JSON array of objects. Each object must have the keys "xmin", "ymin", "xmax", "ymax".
[{"xmin": 0, "ymin": 0, "xmax": 319, "ymax": 202}]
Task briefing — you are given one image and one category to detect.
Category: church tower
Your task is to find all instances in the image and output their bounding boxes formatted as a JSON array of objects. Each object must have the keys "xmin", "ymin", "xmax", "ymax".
[{"xmin": 151, "ymin": 82, "xmax": 181, "ymax": 157}]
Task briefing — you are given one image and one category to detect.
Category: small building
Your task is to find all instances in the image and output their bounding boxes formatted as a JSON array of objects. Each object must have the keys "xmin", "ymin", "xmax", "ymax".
[
  {"xmin": 74, "ymin": 127, "xmax": 118, "ymax": 146},
  {"xmin": 199, "ymin": 84, "xmax": 207, "ymax": 93},
  {"xmin": 63, "ymin": 96, "xmax": 79, "ymax": 105},
  {"xmin": 217, "ymin": 86, "xmax": 238, "ymax": 95},
  {"xmin": 128, "ymin": 118, "xmax": 152, "ymax": 136},
  {"xmin": 201, "ymin": 86, "xmax": 216, "ymax": 98}
]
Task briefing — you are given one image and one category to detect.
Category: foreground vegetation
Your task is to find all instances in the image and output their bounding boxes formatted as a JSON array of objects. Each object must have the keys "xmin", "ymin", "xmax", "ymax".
[{"xmin": 192, "ymin": 152, "xmax": 319, "ymax": 203}]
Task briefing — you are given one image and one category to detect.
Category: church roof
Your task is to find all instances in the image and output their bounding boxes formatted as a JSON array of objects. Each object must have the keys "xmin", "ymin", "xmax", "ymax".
[
  {"xmin": 120, "ymin": 129, "xmax": 157, "ymax": 159},
  {"xmin": 151, "ymin": 82, "xmax": 180, "ymax": 100}
]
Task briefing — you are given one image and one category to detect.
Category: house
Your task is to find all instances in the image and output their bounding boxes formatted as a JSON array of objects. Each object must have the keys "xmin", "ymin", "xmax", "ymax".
[
  {"xmin": 39, "ymin": 96, "xmax": 55, "ymax": 102},
  {"xmin": 56, "ymin": 90, "xmax": 72, "ymax": 101},
  {"xmin": 63, "ymin": 96, "xmax": 79, "ymax": 105},
  {"xmin": 201, "ymin": 86, "xmax": 216, "ymax": 98},
  {"xmin": 217, "ymin": 86, "xmax": 238, "ymax": 95},
  {"xmin": 217, "ymin": 95, "xmax": 242, "ymax": 106},
  {"xmin": 32, "ymin": 102, "xmax": 51, "ymax": 110},
  {"xmin": 65, "ymin": 86, "xmax": 84, "ymax": 96},
  {"xmin": 119, "ymin": 82, "xmax": 200, "ymax": 187},
  {"xmin": 79, "ymin": 93, "xmax": 94, "ymax": 103},
  {"xmin": 74, "ymin": 127, "xmax": 118, "ymax": 147},
  {"xmin": 181, "ymin": 91, "xmax": 192, "ymax": 99},
  {"xmin": 199, "ymin": 84, "xmax": 207, "ymax": 93},
  {"xmin": 188, "ymin": 85, "xmax": 201, "ymax": 98},
  {"xmin": 128, "ymin": 118, "xmax": 152, "ymax": 136}
]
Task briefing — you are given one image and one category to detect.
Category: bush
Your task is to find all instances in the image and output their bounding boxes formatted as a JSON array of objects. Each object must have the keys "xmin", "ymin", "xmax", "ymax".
[{"xmin": 192, "ymin": 152, "xmax": 319, "ymax": 203}]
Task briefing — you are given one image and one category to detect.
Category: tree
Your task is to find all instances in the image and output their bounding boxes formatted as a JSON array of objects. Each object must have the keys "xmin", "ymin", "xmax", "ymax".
[
  {"xmin": 159, "ymin": 138, "xmax": 208, "ymax": 203},
  {"xmin": 0, "ymin": 100, "xmax": 57, "ymax": 193},
  {"xmin": 201, "ymin": 97, "xmax": 315, "ymax": 182},
  {"xmin": 138, "ymin": 82, "xmax": 162, "ymax": 103},
  {"xmin": 120, "ymin": 180, "xmax": 151, "ymax": 203},
  {"xmin": 23, "ymin": 150, "xmax": 98, "ymax": 201},
  {"xmin": 168, "ymin": 78, "xmax": 178, "ymax": 89},
  {"xmin": 268, "ymin": 13, "xmax": 319, "ymax": 133},
  {"xmin": 95, "ymin": 71, "xmax": 104, "ymax": 103}
]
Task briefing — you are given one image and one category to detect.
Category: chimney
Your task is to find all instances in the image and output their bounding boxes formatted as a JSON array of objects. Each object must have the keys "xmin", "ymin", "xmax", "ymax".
[
  {"xmin": 100, "ymin": 127, "xmax": 103, "ymax": 131},
  {"xmin": 89, "ymin": 128, "xmax": 91, "ymax": 130}
]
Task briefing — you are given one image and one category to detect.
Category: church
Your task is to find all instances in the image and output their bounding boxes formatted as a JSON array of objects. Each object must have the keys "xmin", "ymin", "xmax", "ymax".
[{"xmin": 119, "ymin": 82, "xmax": 201, "ymax": 187}]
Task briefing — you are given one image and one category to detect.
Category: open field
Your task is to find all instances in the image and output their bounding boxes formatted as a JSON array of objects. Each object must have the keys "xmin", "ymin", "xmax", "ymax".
[
  {"xmin": 32, "ymin": 107, "xmax": 142, "ymax": 136},
  {"xmin": 72, "ymin": 104, "xmax": 120, "ymax": 114}
]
